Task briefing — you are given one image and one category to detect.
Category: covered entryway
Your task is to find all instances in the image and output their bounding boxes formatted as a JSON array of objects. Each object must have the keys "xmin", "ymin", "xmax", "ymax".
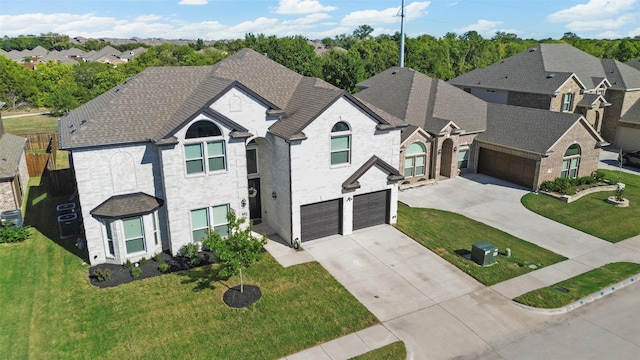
[
  {"xmin": 478, "ymin": 148, "xmax": 536, "ymax": 189},
  {"xmin": 440, "ymin": 139, "xmax": 454, "ymax": 178},
  {"xmin": 300, "ymin": 199, "xmax": 342, "ymax": 241},
  {"xmin": 353, "ymin": 190, "xmax": 390, "ymax": 230}
]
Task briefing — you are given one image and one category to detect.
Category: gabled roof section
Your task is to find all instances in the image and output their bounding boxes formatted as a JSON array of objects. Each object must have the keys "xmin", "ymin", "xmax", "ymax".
[
  {"xmin": 576, "ymin": 94, "xmax": 610, "ymax": 108},
  {"xmin": 60, "ymin": 48, "xmax": 404, "ymax": 149},
  {"xmin": 479, "ymin": 103, "xmax": 603, "ymax": 155},
  {"xmin": 342, "ymin": 155, "xmax": 403, "ymax": 190},
  {"xmin": 625, "ymin": 56, "xmax": 640, "ymax": 71},
  {"xmin": 400, "ymin": 125, "xmax": 432, "ymax": 144},
  {"xmin": 450, "ymin": 44, "xmax": 608, "ymax": 95},
  {"xmin": 601, "ymin": 59, "xmax": 640, "ymax": 91},
  {"xmin": 0, "ymin": 133, "xmax": 26, "ymax": 179},
  {"xmin": 356, "ymin": 67, "xmax": 487, "ymax": 135},
  {"xmin": 90, "ymin": 192, "xmax": 163, "ymax": 219}
]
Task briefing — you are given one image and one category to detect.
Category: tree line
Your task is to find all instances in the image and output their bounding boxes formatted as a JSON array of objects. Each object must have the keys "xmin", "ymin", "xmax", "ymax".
[{"xmin": 1, "ymin": 28, "xmax": 639, "ymax": 116}]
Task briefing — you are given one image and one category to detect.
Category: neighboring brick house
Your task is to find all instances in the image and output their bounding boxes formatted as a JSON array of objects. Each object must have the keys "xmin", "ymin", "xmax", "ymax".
[
  {"xmin": 449, "ymin": 43, "xmax": 640, "ymax": 150},
  {"xmin": 356, "ymin": 67, "xmax": 606, "ymax": 190},
  {"xmin": 59, "ymin": 49, "xmax": 405, "ymax": 266},
  {"xmin": 0, "ymin": 117, "xmax": 28, "ymax": 214}
]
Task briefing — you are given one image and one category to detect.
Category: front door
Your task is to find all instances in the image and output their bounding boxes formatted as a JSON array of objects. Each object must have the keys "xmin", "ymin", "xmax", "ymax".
[{"xmin": 248, "ymin": 178, "xmax": 261, "ymax": 222}]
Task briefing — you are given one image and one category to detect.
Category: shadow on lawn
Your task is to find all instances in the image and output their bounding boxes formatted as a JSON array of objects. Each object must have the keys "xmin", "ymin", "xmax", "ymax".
[
  {"xmin": 177, "ymin": 263, "xmax": 231, "ymax": 292},
  {"xmin": 23, "ymin": 177, "xmax": 89, "ymax": 263}
]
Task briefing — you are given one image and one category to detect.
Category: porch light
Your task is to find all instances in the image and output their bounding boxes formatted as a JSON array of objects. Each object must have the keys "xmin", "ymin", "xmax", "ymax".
[{"xmin": 241, "ymin": 199, "xmax": 247, "ymax": 208}]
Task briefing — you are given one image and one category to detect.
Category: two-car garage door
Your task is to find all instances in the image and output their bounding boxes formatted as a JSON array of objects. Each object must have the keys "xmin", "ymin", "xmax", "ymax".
[
  {"xmin": 478, "ymin": 148, "xmax": 536, "ymax": 189},
  {"xmin": 300, "ymin": 190, "xmax": 390, "ymax": 242}
]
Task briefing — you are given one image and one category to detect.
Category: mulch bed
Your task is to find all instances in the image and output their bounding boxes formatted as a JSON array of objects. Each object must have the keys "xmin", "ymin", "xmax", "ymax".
[
  {"xmin": 88, "ymin": 250, "xmax": 215, "ymax": 288},
  {"xmin": 223, "ymin": 285, "xmax": 262, "ymax": 308}
]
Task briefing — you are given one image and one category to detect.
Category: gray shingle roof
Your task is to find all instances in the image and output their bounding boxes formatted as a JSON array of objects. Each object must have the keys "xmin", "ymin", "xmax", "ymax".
[
  {"xmin": 356, "ymin": 67, "xmax": 487, "ymax": 135},
  {"xmin": 90, "ymin": 192, "xmax": 163, "ymax": 219},
  {"xmin": 620, "ymin": 99, "xmax": 640, "ymax": 125},
  {"xmin": 479, "ymin": 103, "xmax": 602, "ymax": 154},
  {"xmin": 0, "ymin": 133, "xmax": 26, "ymax": 179},
  {"xmin": 60, "ymin": 48, "xmax": 402, "ymax": 149},
  {"xmin": 626, "ymin": 57, "xmax": 640, "ymax": 71},
  {"xmin": 449, "ymin": 44, "xmax": 609, "ymax": 94},
  {"xmin": 601, "ymin": 59, "xmax": 640, "ymax": 90}
]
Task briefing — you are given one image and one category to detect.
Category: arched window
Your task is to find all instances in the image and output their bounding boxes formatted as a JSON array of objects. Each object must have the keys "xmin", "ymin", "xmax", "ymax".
[
  {"xmin": 331, "ymin": 122, "xmax": 351, "ymax": 165},
  {"xmin": 184, "ymin": 121, "xmax": 226, "ymax": 174},
  {"xmin": 561, "ymin": 144, "xmax": 581, "ymax": 178},
  {"xmin": 404, "ymin": 142, "xmax": 426, "ymax": 177}
]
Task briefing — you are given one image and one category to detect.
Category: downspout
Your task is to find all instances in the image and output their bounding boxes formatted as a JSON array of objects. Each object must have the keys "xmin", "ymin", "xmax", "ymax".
[{"xmin": 288, "ymin": 141, "xmax": 294, "ymax": 246}]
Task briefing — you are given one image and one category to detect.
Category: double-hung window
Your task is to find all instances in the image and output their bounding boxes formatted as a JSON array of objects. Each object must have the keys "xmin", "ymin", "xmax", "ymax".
[
  {"xmin": 123, "ymin": 217, "xmax": 145, "ymax": 254},
  {"xmin": 104, "ymin": 220, "xmax": 115, "ymax": 257},
  {"xmin": 561, "ymin": 144, "xmax": 581, "ymax": 178},
  {"xmin": 331, "ymin": 122, "xmax": 351, "ymax": 165},
  {"xmin": 184, "ymin": 120, "xmax": 226, "ymax": 175},
  {"xmin": 404, "ymin": 142, "xmax": 426, "ymax": 177},
  {"xmin": 191, "ymin": 204, "xmax": 230, "ymax": 242}
]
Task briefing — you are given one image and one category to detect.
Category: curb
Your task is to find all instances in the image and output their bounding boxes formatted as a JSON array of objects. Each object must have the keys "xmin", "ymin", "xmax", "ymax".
[{"xmin": 514, "ymin": 273, "xmax": 639, "ymax": 314}]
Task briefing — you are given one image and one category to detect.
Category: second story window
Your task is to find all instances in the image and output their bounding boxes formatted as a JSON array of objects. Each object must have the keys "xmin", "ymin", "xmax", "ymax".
[
  {"xmin": 184, "ymin": 120, "xmax": 226, "ymax": 175},
  {"xmin": 331, "ymin": 121, "xmax": 351, "ymax": 165},
  {"xmin": 562, "ymin": 93, "xmax": 573, "ymax": 112}
]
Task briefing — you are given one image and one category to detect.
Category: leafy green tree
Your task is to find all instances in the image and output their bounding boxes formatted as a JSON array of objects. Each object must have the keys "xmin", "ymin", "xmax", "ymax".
[
  {"xmin": 353, "ymin": 25, "xmax": 374, "ymax": 40},
  {"xmin": 202, "ymin": 210, "xmax": 267, "ymax": 293},
  {"xmin": 321, "ymin": 48, "xmax": 365, "ymax": 93},
  {"xmin": 0, "ymin": 56, "xmax": 40, "ymax": 109}
]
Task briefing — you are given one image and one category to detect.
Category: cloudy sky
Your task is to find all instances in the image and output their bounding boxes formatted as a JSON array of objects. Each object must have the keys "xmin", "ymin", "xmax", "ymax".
[{"xmin": 0, "ymin": 0, "xmax": 639, "ymax": 40}]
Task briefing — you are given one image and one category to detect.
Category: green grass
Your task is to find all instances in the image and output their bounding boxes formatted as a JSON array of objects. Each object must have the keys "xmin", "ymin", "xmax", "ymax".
[
  {"xmin": 2, "ymin": 113, "xmax": 58, "ymax": 134},
  {"xmin": 396, "ymin": 203, "xmax": 567, "ymax": 286},
  {"xmin": 514, "ymin": 262, "xmax": 640, "ymax": 308},
  {"xmin": 0, "ymin": 178, "xmax": 378, "ymax": 360},
  {"xmin": 521, "ymin": 170, "xmax": 640, "ymax": 242},
  {"xmin": 350, "ymin": 341, "xmax": 406, "ymax": 360}
]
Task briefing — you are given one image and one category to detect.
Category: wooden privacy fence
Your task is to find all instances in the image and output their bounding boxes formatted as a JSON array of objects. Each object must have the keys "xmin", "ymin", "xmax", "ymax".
[{"xmin": 23, "ymin": 132, "xmax": 59, "ymax": 177}]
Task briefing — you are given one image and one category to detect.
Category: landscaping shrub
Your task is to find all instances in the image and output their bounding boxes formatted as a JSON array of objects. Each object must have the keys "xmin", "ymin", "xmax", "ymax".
[
  {"xmin": 124, "ymin": 259, "xmax": 133, "ymax": 269},
  {"xmin": 139, "ymin": 257, "xmax": 148, "ymax": 266},
  {"xmin": 153, "ymin": 252, "xmax": 163, "ymax": 262},
  {"xmin": 158, "ymin": 262, "xmax": 169, "ymax": 273},
  {"xmin": 0, "ymin": 226, "xmax": 30, "ymax": 243},
  {"xmin": 93, "ymin": 268, "xmax": 112, "ymax": 282},
  {"xmin": 179, "ymin": 243, "xmax": 201, "ymax": 265},
  {"xmin": 593, "ymin": 170, "xmax": 606, "ymax": 182},
  {"xmin": 131, "ymin": 267, "xmax": 142, "ymax": 277},
  {"xmin": 539, "ymin": 175, "xmax": 599, "ymax": 194}
]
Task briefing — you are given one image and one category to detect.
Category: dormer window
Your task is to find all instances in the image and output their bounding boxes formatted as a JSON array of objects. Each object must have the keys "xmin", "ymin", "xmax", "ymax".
[
  {"xmin": 184, "ymin": 120, "xmax": 226, "ymax": 175},
  {"xmin": 331, "ymin": 121, "xmax": 351, "ymax": 165},
  {"xmin": 562, "ymin": 93, "xmax": 573, "ymax": 112}
]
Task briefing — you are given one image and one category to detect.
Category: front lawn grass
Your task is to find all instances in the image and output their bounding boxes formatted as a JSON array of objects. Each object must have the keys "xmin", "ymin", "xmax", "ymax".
[
  {"xmin": 396, "ymin": 203, "xmax": 567, "ymax": 286},
  {"xmin": 521, "ymin": 170, "xmax": 640, "ymax": 242},
  {"xmin": 350, "ymin": 341, "xmax": 406, "ymax": 360},
  {"xmin": 514, "ymin": 262, "xmax": 640, "ymax": 308},
  {"xmin": 0, "ymin": 179, "xmax": 378, "ymax": 360}
]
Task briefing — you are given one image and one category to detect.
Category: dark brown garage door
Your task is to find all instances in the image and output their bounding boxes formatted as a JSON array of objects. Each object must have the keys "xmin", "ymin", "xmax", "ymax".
[
  {"xmin": 478, "ymin": 148, "xmax": 536, "ymax": 189},
  {"xmin": 300, "ymin": 199, "xmax": 342, "ymax": 242},
  {"xmin": 353, "ymin": 190, "xmax": 389, "ymax": 230}
]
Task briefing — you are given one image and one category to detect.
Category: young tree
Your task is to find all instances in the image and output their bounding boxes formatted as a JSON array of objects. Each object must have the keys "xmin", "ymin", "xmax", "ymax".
[{"xmin": 202, "ymin": 210, "xmax": 267, "ymax": 293}]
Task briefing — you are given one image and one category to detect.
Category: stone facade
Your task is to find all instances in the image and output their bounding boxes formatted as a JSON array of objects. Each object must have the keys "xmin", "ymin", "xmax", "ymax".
[{"xmin": 0, "ymin": 180, "xmax": 18, "ymax": 213}]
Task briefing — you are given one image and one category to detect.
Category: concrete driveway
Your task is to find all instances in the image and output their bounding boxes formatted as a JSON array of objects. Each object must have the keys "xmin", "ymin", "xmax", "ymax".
[{"xmin": 303, "ymin": 226, "xmax": 554, "ymax": 359}]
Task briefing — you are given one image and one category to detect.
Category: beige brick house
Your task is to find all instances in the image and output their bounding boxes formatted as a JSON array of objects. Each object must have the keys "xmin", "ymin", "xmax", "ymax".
[
  {"xmin": 449, "ymin": 43, "xmax": 640, "ymax": 151},
  {"xmin": 0, "ymin": 117, "xmax": 28, "ymax": 214},
  {"xmin": 356, "ymin": 66, "xmax": 606, "ymax": 190}
]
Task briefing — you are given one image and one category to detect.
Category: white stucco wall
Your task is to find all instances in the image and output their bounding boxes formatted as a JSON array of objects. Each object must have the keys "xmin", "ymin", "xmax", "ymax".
[
  {"xmin": 72, "ymin": 143, "xmax": 164, "ymax": 265},
  {"xmin": 289, "ymin": 97, "xmax": 401, "ymax": 240}
]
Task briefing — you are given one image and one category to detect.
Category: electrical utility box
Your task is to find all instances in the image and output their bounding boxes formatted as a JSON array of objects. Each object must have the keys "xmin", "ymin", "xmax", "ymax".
[{"xmin": 471, "ymin": 241, "xmax": 498, "ymax": 267}]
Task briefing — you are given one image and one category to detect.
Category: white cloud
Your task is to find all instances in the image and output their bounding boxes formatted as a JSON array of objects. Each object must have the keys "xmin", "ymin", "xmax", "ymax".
[
  {"xmin": 135, "ymin": 14, "xmax": 163, "ymax": 22},
  {"xmin": 629, "ymin": 26, "xmax": 640, "ymax": 37},
  {"xmin": 229, "ymin": 17, "xmax": 280, "ymax": 33},
  {"xmin": 341, "ymin": 1, "xmax": 430, "ymax": 26},
  {"xmin": 454, "ymin": 19, "xmax": 503, "ymax": 34},
  {"xmin": 596, "ymin": 30, "xmax": 623, "ymax": 38},
  {"xmin": 547, "ymin": 0, "xmax": 636, "ymax": 22},
  {"xmin": 177, "ymin": 0, "xmax": 208, "ymax": 5},
  {"xmin": 563, "ymin": 13, "xmax": 639, "ymax": 31},
  {"xmin": 281, "ymin": 13, "xmax": 331, "ymax": 26},
  {"xmin": 275, "ymin": 0, "xmax": 336, "ymax": 15},
  {"xmin": 448, "ymin": 2, "xmax": 459, "ymax": 6}
]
